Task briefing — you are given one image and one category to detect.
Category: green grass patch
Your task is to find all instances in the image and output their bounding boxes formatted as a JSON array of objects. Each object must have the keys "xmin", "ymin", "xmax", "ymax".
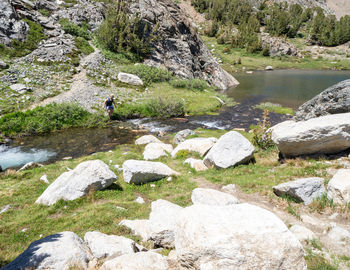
[
  {"xmin": 74, "ymin": 37, "xmax": 94, "ymax": 55},
  {"xmin": 59, "ymin": 18, "xmax": 91, "ymax": 40},
  {"xmin": 305, "ymin": 250, "xmax": 336, "ymax": 270},
  {"xmin": 254, "ymin": 102, "xmax": 295, "ymax": 115}
]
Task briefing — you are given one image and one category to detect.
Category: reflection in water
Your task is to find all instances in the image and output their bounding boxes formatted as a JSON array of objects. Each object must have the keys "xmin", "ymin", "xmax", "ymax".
[{"xmin": 229, "ymin": 70, "xmax": 350, "ymax": 108}]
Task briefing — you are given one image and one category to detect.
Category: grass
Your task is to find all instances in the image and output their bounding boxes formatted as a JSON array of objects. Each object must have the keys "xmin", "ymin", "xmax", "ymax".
[
  {"xmin": 254, "ymin": 102, "xmax": 295, "ymax": 115},
  {"xmin": 305, "ymin": 250, "xmax": 337, "ymax": 270}
]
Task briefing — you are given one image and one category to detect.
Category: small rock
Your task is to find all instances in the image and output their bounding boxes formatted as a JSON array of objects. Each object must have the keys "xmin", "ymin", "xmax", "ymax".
[
  {"xmin": 184, "ymin": 158, "xmax": 208, "ymax": 171},
  {"xmin": 167, "ymin": 177, "xmax": 172, "ymax": 182},
  {"xmin": 266, "ymin": 66, "xmax": 274, "ymax": 70},
  {"xmin": 10, "ymin": 83, "xmax": 28, "ymax": 94},
  {"xmin": 135, "ymin": 135, "xmax": 161, "ymax": 145},
  {"xmin": 0, "ymin": 205, "xmax": 10, "ymax": 214},
  {"xmin": 191, "ymin": 188, "xmax": 239, "ymax": 205},
  {"xmin": 135, "ymin": 197, "xmax": 145, "ymax": 204},
  {"xmin": 40, "ymin": 174, "xmax": 49, "ymax": 184},
  {"xmin": 116, "ymin": 206, "xmax": 126, "ymax": 211},
  {"xmin": 18, "ymin": 162, "xmax": 43, "ymax": 171},
  {"xmin": 289, "ymin": 225, "xmax": 316, "ymax": 242},
  {"xmin": 173, "ymin": 129, "xmax": 196, "ymax": 144},
  {"xmin": 150, "ymin": 184, "xmax": 156, "ymax": 188},
  {"xmin": 327, "ymin": 169, "xmax": 350, "ymax": 205}
]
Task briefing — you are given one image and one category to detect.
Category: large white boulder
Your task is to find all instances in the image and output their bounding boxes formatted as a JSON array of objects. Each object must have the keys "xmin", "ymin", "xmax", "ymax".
[
  {"xmin": 143, "ymin": 143, "xmax": 173, "ymax": 160},
  {"xmin": 135, "ymin": 135, "xmax": 161, "ymax": 145},
  {"xmin": 171, "ymin": 137, "xmax": 217, "ymax": 157},
  {"xmin": 84, "ymin": 231, "xmax": 137, "ymax": 259},
  {"xmin": 191, "ymin": 188, "xmax": 239, "ymax": 205},
  {"xmin": 35, "ymin": 160, "xmax": 117, "ymax": 205},
  {"xmin": 271, "ymin": 113, "xmax": 350, "ymax": 157},
  {"xmin": 174, "ymin": 203, "xmax": 306, "ymax": 270},
  {"xmin": 273, "ymin": 177, "xmax": 326, "ymax": 205},
  {"xmin": 149, "ymin": 199, "xmax": 183, "ymax": 248},
  {"xmin": 203, "ymin": 131, "xmax": 254, "ymax": 169},
  {"xmin": 122, "ymin": 160, "xmax": 179, "ymax": 184},
  {"xmin": 118, "ymin": 219, "xmax": 151, "ymax": 241},
  {"xmin": 1, "ymin": 232, "xmax": 92, "ymax": 270},
  {"xmin": 184, "ymin": 158, "xmax": 208, "ymax": 171},
  {"xmin": 118, "ymin": 72, "xmax": 143, "ymax": 86},
  {"xmin": 327, "ymin": 169, "xmax": 350, "ymax": 205},
  {"xmin": 100, "ymin": 252, "xmax": 169, "ymax": 270}
]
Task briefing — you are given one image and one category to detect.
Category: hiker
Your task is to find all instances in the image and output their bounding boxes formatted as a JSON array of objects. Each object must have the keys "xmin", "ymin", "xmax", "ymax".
[{"xmin": 104, "ymin": 94, "xmax": 116, "ymax": 119}]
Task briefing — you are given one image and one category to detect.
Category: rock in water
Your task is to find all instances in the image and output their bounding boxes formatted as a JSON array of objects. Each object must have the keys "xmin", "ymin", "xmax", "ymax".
[
  {"xmin": 204, "ymin": 131, "xmax": 254, "ymax": 169},
  {"xmin": 135, "ymin": 135, "xmax": 161, "ymax": 145},
  {"xmin": 171, "ymin": 137, "xmax": 217, "ymax": 157},
  {"xmin": 130, "ymin": 0, "xmax": 239, "ymax": 90},
  {"xmin": 35, "ymin": 160, "xmax": 117, "ymax": 205},
  {"xmin": 149, "ymin": 199, "xmax": 183, "ymax": 248},
  {"xmin": 1, "ymin": 232, "xmax": 92, "ymax": 270},
  {"xmin": 295, "ymin": 80, "xmax": 350, "ymax": 121},
  {"xmin": 118, "ymin": 72, "xmax": 144, "ymax": 86},
  {"xmin": 174, "ymin": 203, "xmax": 306, "ymax": 270},
  {"xmin": 327, "ymin": 169, "xmax": 350, "ymax": 205},
  {"xmin": 100, "ymin": 252, "xmax": 169, "ymax": 270},
  {"xmin": 84, "ymin": 231, "xmax": 138, "ymax": 259},
  {"xmin": 191, "ymin": 188, "xmax": 239, "ymax": 205},
  {"xmin": 271, "ymin": 113, "xmax": 350, "ymax": 157},
  {"xmin": 273, "ymin": 177, "xmax": 326, "ymax": 205},
  {"xmin": 122, "ymin": 160, "xmax": 179, "ymax": 184},
  {"xmin": 143, "ymin": 143, "xmax": 173, "ymax": 160},
  {"xmin": 173, "ymin": 129, "xmax": 196, "ymax": 144}
]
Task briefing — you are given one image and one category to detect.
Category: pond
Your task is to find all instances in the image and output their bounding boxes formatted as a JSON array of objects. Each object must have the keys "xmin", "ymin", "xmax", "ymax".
[{"xmin": 1, "ymin": 69, "xmax": 349, "ymax": 170}]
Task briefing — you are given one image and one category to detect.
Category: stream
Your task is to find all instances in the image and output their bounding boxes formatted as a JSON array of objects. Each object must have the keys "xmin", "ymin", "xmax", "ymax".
[{"xmin": 1, "ymin": 70, "xmax": 349, "ymax": 170}]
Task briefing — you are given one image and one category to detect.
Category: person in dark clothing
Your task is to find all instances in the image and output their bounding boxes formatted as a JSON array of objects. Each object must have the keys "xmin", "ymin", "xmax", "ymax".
[{"xmin": 104, "ymin": 94, "xmax": 116, "ymax": 119}]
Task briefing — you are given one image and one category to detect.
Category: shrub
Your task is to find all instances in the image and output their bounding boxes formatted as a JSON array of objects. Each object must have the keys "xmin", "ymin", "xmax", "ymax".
[
  {"xmin": 170, "ymin": 78, "xmax": 207, "ymax": 90},
  {"xmin": 74, "ymin": 37, "xmax": 94, "ymax": 55},
  {"xmin": 59, "ymin": 18, "xmax": 91, "ymax": 40},
  {"xmin": 251, "ymin": 110, "xmax": 274, "ymax": 149},
  {"xmin": 261, "ymin": 46, "xmax": 270, "ymax": 56},
  {"xmin": 170, "ymin": 79, "xmax": 188, "ymax": 88}
]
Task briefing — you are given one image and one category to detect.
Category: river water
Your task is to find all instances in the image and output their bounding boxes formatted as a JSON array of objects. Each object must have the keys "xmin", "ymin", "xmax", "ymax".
[{"xmin": 1, "ymin": 70, "xmax": 349, "ymax": 170}]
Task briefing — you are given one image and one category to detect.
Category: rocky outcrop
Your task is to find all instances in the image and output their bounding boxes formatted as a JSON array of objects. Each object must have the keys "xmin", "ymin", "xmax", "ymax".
[
  {"xmin": 122, "ymin": 160, "xmax": 179, "ymax": 184},
  {"xmin": 273, "ymin": 177, "xmax": 326, "ymax": 205},
  {"xmin": 143, "ymin": 143, "xmax": 173, "ymax": 160},
  {"xmin": 271, "ymin": 113, "xmax": 350, "ymax": 157},
  {"xmin": 171, "ymin": 137, "xmax": 217, "ymax": 157},
  {"xmin": 36, "ymin": 160, "xmax": 117, "ymax": 205},
  {"xmin": 203, "ymin": 131, "xmax": 254, "ymax": 169},
  {"xmin": 174, "ymin": 203, "xmax": 307, "ymax": 269},
  {"xmin": 191, "ymin": 188, "xmax": 239, "ymax": 205},
  {"xmin": 130, "ymin": 0, "xmax": 239, "ymax": 89},
  {"xmin": 1, "ymin": 232, "xmax": 92, "ymax": 270},
  {"xmin": 327, "ymin": 169, "xmax": 350, "ymax": 205},
  {"xmin": 295, "ymin": 80, "xmax": 350, "ymax": 121},
  {"xmin": 261, "ymin": 33, "xmax": 302, "ymax": 57}
]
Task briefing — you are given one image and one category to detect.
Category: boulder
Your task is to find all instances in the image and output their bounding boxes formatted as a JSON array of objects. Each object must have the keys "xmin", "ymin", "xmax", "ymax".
[
  {"xmin": 174, "ymin": 204, "xmax": 306, "ymax": 270},
  {"xmin": 130, "ymin": 0, "xmax": 238, "ymax": 90},
  {"xmin": 261, "ymin": 33, "xmax": 301, "ymax": 57},
  {"xmin": 10, "ymin": 83, "xmax": 29, "ymax": 94},
  {"xmin": 149, "ymin": 199, "xmax": 183, "ymax": 248},
  {"xmin": 295, "ymin": 80, "xmax": 350, "ymax": 121},
  {"xmin": 35, "ymin": 160, "xmax": 117, "ymax": 205},
  {"xmin": 135, "ymin": 135, "xmax": 161, "ymax": 145},
  {"xmin": 184, "ymin": 158, "xmax": 208, "ymax": 171},
  {"xmin": 173, "ymin": 129, "xmax": 196, "ymax": 144},
  {"xmin": 273, "ymin": 177, "xmax": 326, "ymax": 205},
  {"xmin": 143, "ymin": 143, "xmax": 173, "ymax": 160},
  {"xmin": 271, "ymin": 113, "xmax": 350, "ymax": 157},
  {"xmin": 119, "ymin": 219, "xmax": 151, "ymax": 241},
  {"xmin": 1, "ymin": 232, "xmax": 92, "ymax": 270},
  {"xmin": 265, "ymin": 65, "xmax": 274, "ymax": 70},
  {"xmin": 84, "ymin": 231, "xmax": 138, "ymax": 259},
  {"xmin": 122, "ymin": 160, "xmax": 179, "ymax": 184},
  {"xmin": 171, "ymin": 137, "xmax": 217, "ymax": 157},
  {"xmin": 328, "ymin": 226, "xmax": 350, "ymax": 244},
  {"xmin": 118, "ymin": 72, "xmax": 143, "ymax": 86},
  {"xmin": 327, "ymin": 169, "xmax": 350, "ymax": 205},
  {"xmin": 100, "ymin": 252, "xmax": 169, "ymax": 270},
  {"xmin": 0, "ymin": 60, "xmax": 9, "ymax": 69},
  {"xmin": 289, "ymin": 225, "xmax": 316, "ymax": 242},
  {"xmin": 203, "ymin": 131, "xmax": 254, "ymax": 169},
  {"xmin": 191, "ymin": 188, "xmax": 239, "ymax": 205}
]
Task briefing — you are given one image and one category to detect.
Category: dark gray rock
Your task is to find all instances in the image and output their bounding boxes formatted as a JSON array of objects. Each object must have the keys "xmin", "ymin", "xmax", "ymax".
[
  {"xmin": 0, "ymin": 60, "xmax": 9, "ymax": 69},
  {"xmin": 130, "ymin": 0, "xmax": 239, "ymax": 90},
  {"xmin": 295, "ymin": 80, "xmax": 350, "ymax": 121},
  {"xmin": 261, "ymin": 33, "xmax": 301, "ymax": 57},
  {"xmin": 273, "ymin": 177, "xmax": 326, "ymax": 205}
]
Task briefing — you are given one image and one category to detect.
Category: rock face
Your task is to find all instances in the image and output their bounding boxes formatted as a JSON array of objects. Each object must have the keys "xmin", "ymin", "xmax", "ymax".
[
  {"xmin": 174, "ymin": 203, "xmax": 306, "ymax": 270},
  {"xmin": 84, "ymin": 231, "xmax": 138, "ymax": 259},
  {"xmin": 295, "ymin": 80, "xmax": 350, "ymax": 121},
  {"xmin": 273, "ymin": 177, "xmax": 326, "ymax": 205},
  {"xmin": 100, "ymin": 252, "xmax": 169, "ymax": 270},
  {"xmin": 130, "ymin": 0, "xmax": 239, "ymax": 90},
  {"xmin": 118, "ymin": 219, "xmax": 151, "ymax": 241},
  {"xmin": 143, "ymin": 143, "xmax": 173, "ymax": 160},
  {"xmin": 171, "ymin": 137, "xmax": 217, "ymax": 157},
  {"xmin": 135, "ymin": 135, "xmax": 161, "ymax": 145},
  {"xmin": 173, "ymin": 129, "xmax": 196, "ymax": 144},
  {"xmin": 149, "ymin": 199, "xmax": 183, "ymax": 248},
  {"xmin": 191, "ymin": 188, "xmax": 239, "ymax": 205},
  {"xmin": 184, "ymin": 158, "xmax": 208, "ymax": 171},
  {"xmin": 327, "ymin": 169, "xmax": 350, "ymax": 205},
  {"xmin": 122, "ymin": 160, "xmax": 179, "ymax": 184},
  {"xmin": 271, "ymin": 113, "xmax": 350, "ymax": 157},
  {"xmin": 118, "ymin": 72, "xmax": 144, "ymax": 86},
  {"xmin": 203, "ymin": 131, "xmax": 254, "ymax": 169},
  {"xmin": 2, "ymin": 231, "xmax": 92, "ymax": 270},
  {"xmin": 0, "ymin": 0, "xmax": 29, "ymax": 45},
  {"xmin": 35, "ymin": 160, "xmax": 117, "ymax": 205},
  {"xmin": 261, "ymin": 33, "xmax": 301, "ymax": 57}
]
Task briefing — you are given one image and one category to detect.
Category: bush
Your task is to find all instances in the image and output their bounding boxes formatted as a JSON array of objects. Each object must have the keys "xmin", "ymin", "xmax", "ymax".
[
  {"xmin": 261, "ymin": 46, "xmax": 270, "ymax": 56},
  {"xmin": 121, "ymin": 64, "xmax": 173, "ymax": 86},
  {"xmin": 59, "ymin": 18, "xmax": 91, "ymax": 39},
  {"xmin": 251, "ymin": 110, "xmax": 274, "ymax": 149},
  {"xmin": 74, "ymin": 37, "xmax": 94, "ymax": 55},
  {"xmin": 170, "ymin": 78, "xmax": 207, "ymax": 91},
  {"xmin": 169, "ymin": 79, "xmax": 188, "ymax": 88}
]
